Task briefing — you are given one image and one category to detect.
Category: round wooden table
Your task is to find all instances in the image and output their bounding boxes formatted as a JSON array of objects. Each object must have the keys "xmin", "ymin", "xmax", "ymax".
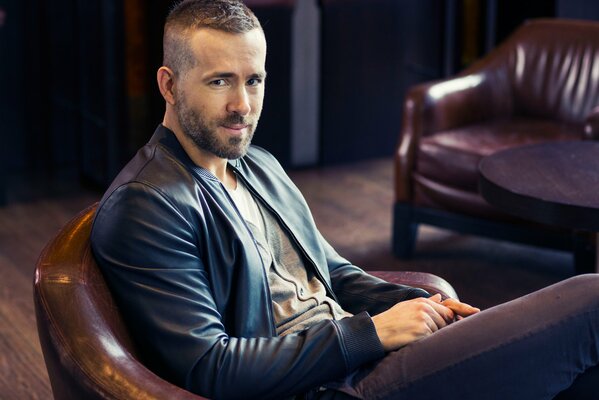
[{"xmin": 479, "ymin": 140, "xmax": 599, "ymax": 272}]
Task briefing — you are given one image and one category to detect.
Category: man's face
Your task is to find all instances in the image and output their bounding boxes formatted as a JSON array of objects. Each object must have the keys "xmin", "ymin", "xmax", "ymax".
[{"xmin": 174, "ymin": 28, "xmax": 267, "ymax": 160}]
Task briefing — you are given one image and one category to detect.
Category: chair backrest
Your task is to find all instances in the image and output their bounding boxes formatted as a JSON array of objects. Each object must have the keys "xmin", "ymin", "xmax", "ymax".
[
  {"xmin": 478, "ymin": 19, "xmax": 599, "ymax": 123},
  {"xmin": 34, "ymin": 204, "xmax": 205, "ymax": 400}
]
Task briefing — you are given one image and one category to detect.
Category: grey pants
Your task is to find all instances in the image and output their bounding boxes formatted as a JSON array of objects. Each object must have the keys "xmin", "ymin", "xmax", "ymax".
[{"xmin": 322, "ymin": 274, "xmax": 599, "ymax": 400}]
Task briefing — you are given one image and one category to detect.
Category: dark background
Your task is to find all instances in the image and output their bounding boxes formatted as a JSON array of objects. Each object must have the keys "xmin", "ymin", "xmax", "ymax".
[{"xmin": 2, "ymin": 0, "xmax": 599, "ymax": 202}]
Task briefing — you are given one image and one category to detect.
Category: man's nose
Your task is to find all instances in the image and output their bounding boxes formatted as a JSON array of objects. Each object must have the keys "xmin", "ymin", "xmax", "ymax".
[{"xmin": 227, "ymin": 86, "xmax": 251, "ymax": 116}]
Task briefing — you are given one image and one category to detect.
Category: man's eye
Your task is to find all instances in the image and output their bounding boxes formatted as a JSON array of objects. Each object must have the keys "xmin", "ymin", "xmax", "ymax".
[
  {"xmin": 210, "ymin": 79, "xmax": 226, "ymax": 86},
  {"xmin": 247, "ymin": 78, "xmax": 262, "ymax": 86}
]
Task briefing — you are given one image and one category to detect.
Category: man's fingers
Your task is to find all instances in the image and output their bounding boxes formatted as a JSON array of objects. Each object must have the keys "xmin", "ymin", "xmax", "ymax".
[
  {"xmin": 442, "ymin": 298, "xmax": 480, "ymax": 318},
  {"xmin": 421, "ymin": 299, "xmax": 454, "ymax": 327},
  {"xmin": 423, "ymin": 312, "xmax": 440, "ymax": 333},
  {"xmin": 426, "ymin": 297, "xmax": 455, "ymax": 324},
  {"xmin": 429, "ymin": 293, "xmax": 442, "ymax": 303}
]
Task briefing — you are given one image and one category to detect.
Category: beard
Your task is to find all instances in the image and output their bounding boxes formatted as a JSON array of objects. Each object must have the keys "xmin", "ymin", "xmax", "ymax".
[{"xmin": 174, "ymin": 91, "xmax": 257, "ymax": 160}]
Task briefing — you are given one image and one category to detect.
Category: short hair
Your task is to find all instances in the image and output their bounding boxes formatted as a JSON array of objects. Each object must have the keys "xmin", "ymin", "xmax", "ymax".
[{"xmin": 163, "ymin": 0, "xmax": 262, "ymax": 76}]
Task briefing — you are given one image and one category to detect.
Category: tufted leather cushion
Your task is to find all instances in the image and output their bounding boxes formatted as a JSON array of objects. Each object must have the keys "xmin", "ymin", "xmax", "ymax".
[
  {"xmin": 507, "ymin": 27, "xmax": 599, "ymax": 123},
  {"xmin": 418, "ymin": 118, "xmax": 582, "ymax": 190},
  {"xmin": 413, "ymin": 118, "xmax": 582, "ymax": 216}
]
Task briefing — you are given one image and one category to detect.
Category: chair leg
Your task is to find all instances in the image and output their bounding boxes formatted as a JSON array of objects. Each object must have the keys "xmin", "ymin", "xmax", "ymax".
[{"xmin": 393, "ymin": 202, "xmax": 418, "ymax": 259}]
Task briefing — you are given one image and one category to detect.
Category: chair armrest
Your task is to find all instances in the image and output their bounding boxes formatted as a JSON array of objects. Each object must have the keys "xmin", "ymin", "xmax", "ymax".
[
  {"xmin": 368, "ymin": 270, "xmax": 459, "ymax": 301},
  {"xmin": 406, "ymin": 67, "xmax": 513, "ymax": 134},
  {"xmin": 584, "ymin": 106, "xmax": 599, "ymax": 140},
  {"xmin": 395, "ymin": 69, "xmax": 512, "ymax": 201}
]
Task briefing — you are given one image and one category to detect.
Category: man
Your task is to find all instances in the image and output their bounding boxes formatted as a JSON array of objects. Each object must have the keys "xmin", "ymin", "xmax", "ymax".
[{"xmin": 91, "ymin": 1, "xmax": 599, "ymax": 399}]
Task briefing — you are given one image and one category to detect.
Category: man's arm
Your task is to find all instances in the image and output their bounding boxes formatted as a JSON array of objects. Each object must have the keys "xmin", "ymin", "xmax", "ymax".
[{"xmin": 319, "ymin": 232, "xmax": 479, "ymax": 350}]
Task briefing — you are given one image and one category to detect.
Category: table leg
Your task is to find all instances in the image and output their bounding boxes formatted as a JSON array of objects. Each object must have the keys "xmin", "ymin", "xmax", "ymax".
[{"xmin": 596, "ymin": 234, "xmax": 599, "ymax": 273}]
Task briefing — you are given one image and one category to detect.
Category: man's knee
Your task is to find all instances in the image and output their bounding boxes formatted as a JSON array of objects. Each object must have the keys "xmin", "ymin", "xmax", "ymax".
[
  {"xmin": 561, "ymin": 274, "xmax": 599, "ymax": 295},
  {"xmin": 552, "ymin": 274, "xmax": 599, "ymax": 311}
]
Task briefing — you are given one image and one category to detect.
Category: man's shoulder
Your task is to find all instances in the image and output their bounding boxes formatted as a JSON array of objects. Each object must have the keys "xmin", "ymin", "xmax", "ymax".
[
  {"xmin": 246, "ymin": 144, "xmax": 276, "ymax": 161},
  {"xmin": 99, "ymin": 141, "xmax": 199, "ymax": 209},
  {"xmin": 243, "ymin": 145, "xmax": 285, "ymax": 172}
]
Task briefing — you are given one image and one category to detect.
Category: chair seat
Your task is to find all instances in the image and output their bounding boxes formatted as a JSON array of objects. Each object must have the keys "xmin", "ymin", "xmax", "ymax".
[
  {"xmin": 416, "ymin": 117, "xmax": 582, "ymax": 193},
  {"xmin": 412, "ymin": 117, "xmax": 581, "ymax": 218}
]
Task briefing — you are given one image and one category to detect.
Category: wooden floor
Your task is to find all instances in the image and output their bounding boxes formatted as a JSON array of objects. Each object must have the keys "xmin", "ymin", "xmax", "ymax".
[{"xmin": 0, "ymin": 158, "xmax": 573, "ymax": 398}]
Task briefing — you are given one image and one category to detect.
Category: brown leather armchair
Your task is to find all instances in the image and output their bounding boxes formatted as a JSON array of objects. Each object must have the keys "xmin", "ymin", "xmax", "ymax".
[
  {"xmin": 34, "ymin": 204, "xmax": 207, "ymax": 400},
  {"xmin": 393, "ymin": 19, "xmax": 599, "ymax": 268},
  {"xmin": 35, "ymin": 204, "xmax": 457, "ymax": 399}
]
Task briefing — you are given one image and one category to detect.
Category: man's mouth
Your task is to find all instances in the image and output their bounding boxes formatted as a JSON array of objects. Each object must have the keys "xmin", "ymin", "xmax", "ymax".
[
  {"xmin": 222, "ymin": 124, "xmax": 248, "ymax": 131},
  {"xmin": 220, "ymin": 123, "xmax": 250, "ymax": 137}
]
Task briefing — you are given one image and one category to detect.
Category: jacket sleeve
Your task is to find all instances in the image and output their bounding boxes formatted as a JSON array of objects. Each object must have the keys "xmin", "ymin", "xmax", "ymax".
[
  {"xmin": 321, "ymin": 232, "xmax": 431, "ymax": 316},
  {"xmin": 91, "ymin": 182, "xmax": 384, "ymax": 399}
]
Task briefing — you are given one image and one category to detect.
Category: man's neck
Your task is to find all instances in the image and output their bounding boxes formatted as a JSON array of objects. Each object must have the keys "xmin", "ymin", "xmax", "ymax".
[{"xmin": 162, "ymin": 117, "xmax": 237, "ymax": 190}]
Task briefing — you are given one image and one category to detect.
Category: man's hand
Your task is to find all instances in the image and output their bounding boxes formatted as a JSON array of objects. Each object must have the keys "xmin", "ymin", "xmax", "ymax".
[
  {"xmin": 440, "ymin": 297, "xmax": 480, "ymax": 321},
  {"xmin": 371, "ymin": 294, "xmax": 480, "ymax": 352}
]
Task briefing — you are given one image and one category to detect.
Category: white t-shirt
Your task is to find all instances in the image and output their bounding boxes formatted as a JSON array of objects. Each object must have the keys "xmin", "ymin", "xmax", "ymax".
[{"xmin": 226, "ymin": 179, "xmax": 266, "ymax": 235}]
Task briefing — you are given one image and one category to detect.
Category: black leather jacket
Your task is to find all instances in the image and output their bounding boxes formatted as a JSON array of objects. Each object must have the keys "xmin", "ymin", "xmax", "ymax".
[{"xmin": 91, "ymin": 125, "xmax": 429, "ymax": 399}]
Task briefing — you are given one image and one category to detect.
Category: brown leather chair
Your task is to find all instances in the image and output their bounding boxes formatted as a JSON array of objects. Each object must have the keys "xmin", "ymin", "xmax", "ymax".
[
  {"xmin": 35, "ymin": 204, "xmax": 458, "ymax": 399},
  {"xmin": 393, "ymin": 19, "xmax": 599, "ymax": 269},
  {"xmin": 34, "ymin": 204, "xmax": 207, "ymax": 400}
]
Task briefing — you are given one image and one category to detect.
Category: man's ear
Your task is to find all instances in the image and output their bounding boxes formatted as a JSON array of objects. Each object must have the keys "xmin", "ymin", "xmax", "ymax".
[{"xmin": 157, "ymin": 66, "xmax": 177, "ymax": 105}]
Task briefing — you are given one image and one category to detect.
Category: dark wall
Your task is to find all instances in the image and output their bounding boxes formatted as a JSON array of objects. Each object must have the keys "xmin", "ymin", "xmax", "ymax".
[
  {"xmin": 4, "ymin": 0, "xmax": 126, "ymax": 190},
  {"xmin": 492, "ymin": 0, "xmax": 555, "ymax": 45},
  {"xmin": 320, "ymin": 0, "xmax": 447, "ymax": 165},
  {"xmin": 4, "ymin": 0, "xmax": 51, "ymax": 175},
  {"xmin": 557, "ymin": 0, "xmax": 599, "ymax": 20},
  {"xmin": 5, "ymin": 0, "xmax": 599, "ymax": 202},
  {"xmin": 2, "ymin": 0, "xmax": 26, "ymax": 175},
  {"xmin": 246, "ymin": 2, "xmax": 294, "ymax": 166}
]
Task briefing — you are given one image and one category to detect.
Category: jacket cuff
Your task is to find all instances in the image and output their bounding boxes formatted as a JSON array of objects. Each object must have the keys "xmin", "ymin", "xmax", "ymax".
[
  {"xmin": 335, "ymin": 312, "xmax": 385, "ymax": 371},
  {"xmin": 407, "ymin": 287, "xmax": 431, "ymax": 299}
]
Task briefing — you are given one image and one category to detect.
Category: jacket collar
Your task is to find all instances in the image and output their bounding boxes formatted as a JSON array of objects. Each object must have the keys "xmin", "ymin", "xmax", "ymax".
[{"xmin": 150, "ymin": 124, "xmax": 243, "ymax": 182}]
